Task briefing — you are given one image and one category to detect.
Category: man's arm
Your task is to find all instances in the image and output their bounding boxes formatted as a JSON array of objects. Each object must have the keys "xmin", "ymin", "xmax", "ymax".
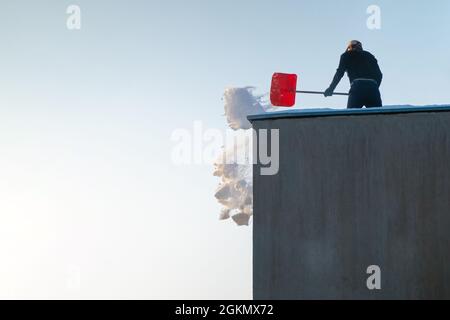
[
  {"xmin": 373, "ymin": 56, "xmax": 383, "ymax": 87},
  {"xmin": 325, "ymin": 54, "xmax": 346, "ymax": 96}
]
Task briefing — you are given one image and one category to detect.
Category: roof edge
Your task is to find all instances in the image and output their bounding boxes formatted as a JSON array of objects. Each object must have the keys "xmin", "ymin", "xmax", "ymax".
[{"xmin": 247, "ymin": 105, "xmax": 450, "ymax": 122}]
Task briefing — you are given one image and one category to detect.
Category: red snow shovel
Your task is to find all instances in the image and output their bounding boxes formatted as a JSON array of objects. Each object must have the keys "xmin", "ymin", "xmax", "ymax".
[{"xmin": 270, "ymin": 73, "xmax": 349, "ymax": 107}]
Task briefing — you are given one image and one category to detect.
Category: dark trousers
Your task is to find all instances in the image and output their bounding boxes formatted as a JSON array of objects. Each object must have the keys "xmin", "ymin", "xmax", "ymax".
[{"xmin": 347, "ymin": 79, "xmax": 382, "ymax": 109}]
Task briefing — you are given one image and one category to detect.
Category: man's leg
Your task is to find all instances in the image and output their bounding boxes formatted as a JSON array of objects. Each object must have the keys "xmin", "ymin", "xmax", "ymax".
[
  {"xmin": 347, "ymin": 85, "xmax": 364, "ymax": 109},
  {"xmin": 365, "ymin": 83, "xmax": 382, "ymax": 108}
]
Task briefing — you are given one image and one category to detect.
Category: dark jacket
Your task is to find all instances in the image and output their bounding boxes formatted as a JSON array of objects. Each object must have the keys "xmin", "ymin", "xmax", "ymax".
[{"xmin": 328, "ymin": 50, "xmax": 383, "ymax": 91}]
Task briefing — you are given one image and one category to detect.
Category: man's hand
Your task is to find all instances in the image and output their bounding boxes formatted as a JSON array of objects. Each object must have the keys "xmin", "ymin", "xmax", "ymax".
[{"xmin": 324, "ymin": 87, "xmax": 334, "ymax": 97}]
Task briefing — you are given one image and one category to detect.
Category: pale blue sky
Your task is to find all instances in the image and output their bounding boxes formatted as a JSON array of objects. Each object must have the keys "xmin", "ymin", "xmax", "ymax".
[{"xmin": 0, "ymin": 0, "xmax": 449, "ymax": 299}]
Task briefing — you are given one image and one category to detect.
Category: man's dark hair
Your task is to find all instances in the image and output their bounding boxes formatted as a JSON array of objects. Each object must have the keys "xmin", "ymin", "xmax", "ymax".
[{"xmin": 347, "ymin": 40, "xmax": 363, "ymax": 52}]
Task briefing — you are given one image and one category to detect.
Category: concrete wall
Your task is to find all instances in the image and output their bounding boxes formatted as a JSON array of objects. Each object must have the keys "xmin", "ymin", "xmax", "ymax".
[{"xmin": 251, "ymin": 108, "xmax": 450, "ymax": 299}]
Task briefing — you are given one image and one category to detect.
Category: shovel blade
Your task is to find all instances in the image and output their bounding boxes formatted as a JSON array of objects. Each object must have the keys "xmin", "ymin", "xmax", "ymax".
[{"xmin": 270, "ymin": 73, "xmax": 297, "ymax": 107}]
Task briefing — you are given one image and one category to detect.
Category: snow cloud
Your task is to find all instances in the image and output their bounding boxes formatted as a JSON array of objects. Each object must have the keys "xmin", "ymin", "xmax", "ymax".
[{"xmin": 214, "ymin": 87, "xmax": 271, "ymax": 226}]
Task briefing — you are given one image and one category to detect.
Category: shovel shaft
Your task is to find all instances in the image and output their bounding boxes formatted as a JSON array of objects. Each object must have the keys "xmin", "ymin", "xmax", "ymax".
[{"xmin": 297, "ymin": 90, "xmax": 349, "ymax": 96}]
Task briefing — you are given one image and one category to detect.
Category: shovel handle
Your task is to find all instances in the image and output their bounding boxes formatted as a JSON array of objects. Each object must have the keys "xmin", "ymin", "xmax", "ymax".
[{"xmin": 297, "ymin": 90, "xmax": 349, "ymax": 96}]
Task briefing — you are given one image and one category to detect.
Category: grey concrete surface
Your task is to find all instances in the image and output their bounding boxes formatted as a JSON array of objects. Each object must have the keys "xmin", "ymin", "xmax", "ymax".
[{"xmin": 251, "ymin": 108, "xmax": 450, "ymax": 299}]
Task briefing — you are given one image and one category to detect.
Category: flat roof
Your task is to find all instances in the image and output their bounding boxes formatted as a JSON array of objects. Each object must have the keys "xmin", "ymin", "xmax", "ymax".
[{"xmin": 247, "ymin": 105, "xmax": 450, "ymax": 122}]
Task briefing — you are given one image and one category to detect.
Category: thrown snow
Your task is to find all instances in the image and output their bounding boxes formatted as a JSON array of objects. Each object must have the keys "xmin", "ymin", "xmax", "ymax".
[
  {"xmin": 223, "ymin": 87, "xmax": 266, "ymax": 130},
  {"xmin": 213, "ymin": 136, "xmax": 253, "ymax": 226},
  {"xmin": 214, "ymin": 87, "xmax": 271, "ymax": 226}
]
